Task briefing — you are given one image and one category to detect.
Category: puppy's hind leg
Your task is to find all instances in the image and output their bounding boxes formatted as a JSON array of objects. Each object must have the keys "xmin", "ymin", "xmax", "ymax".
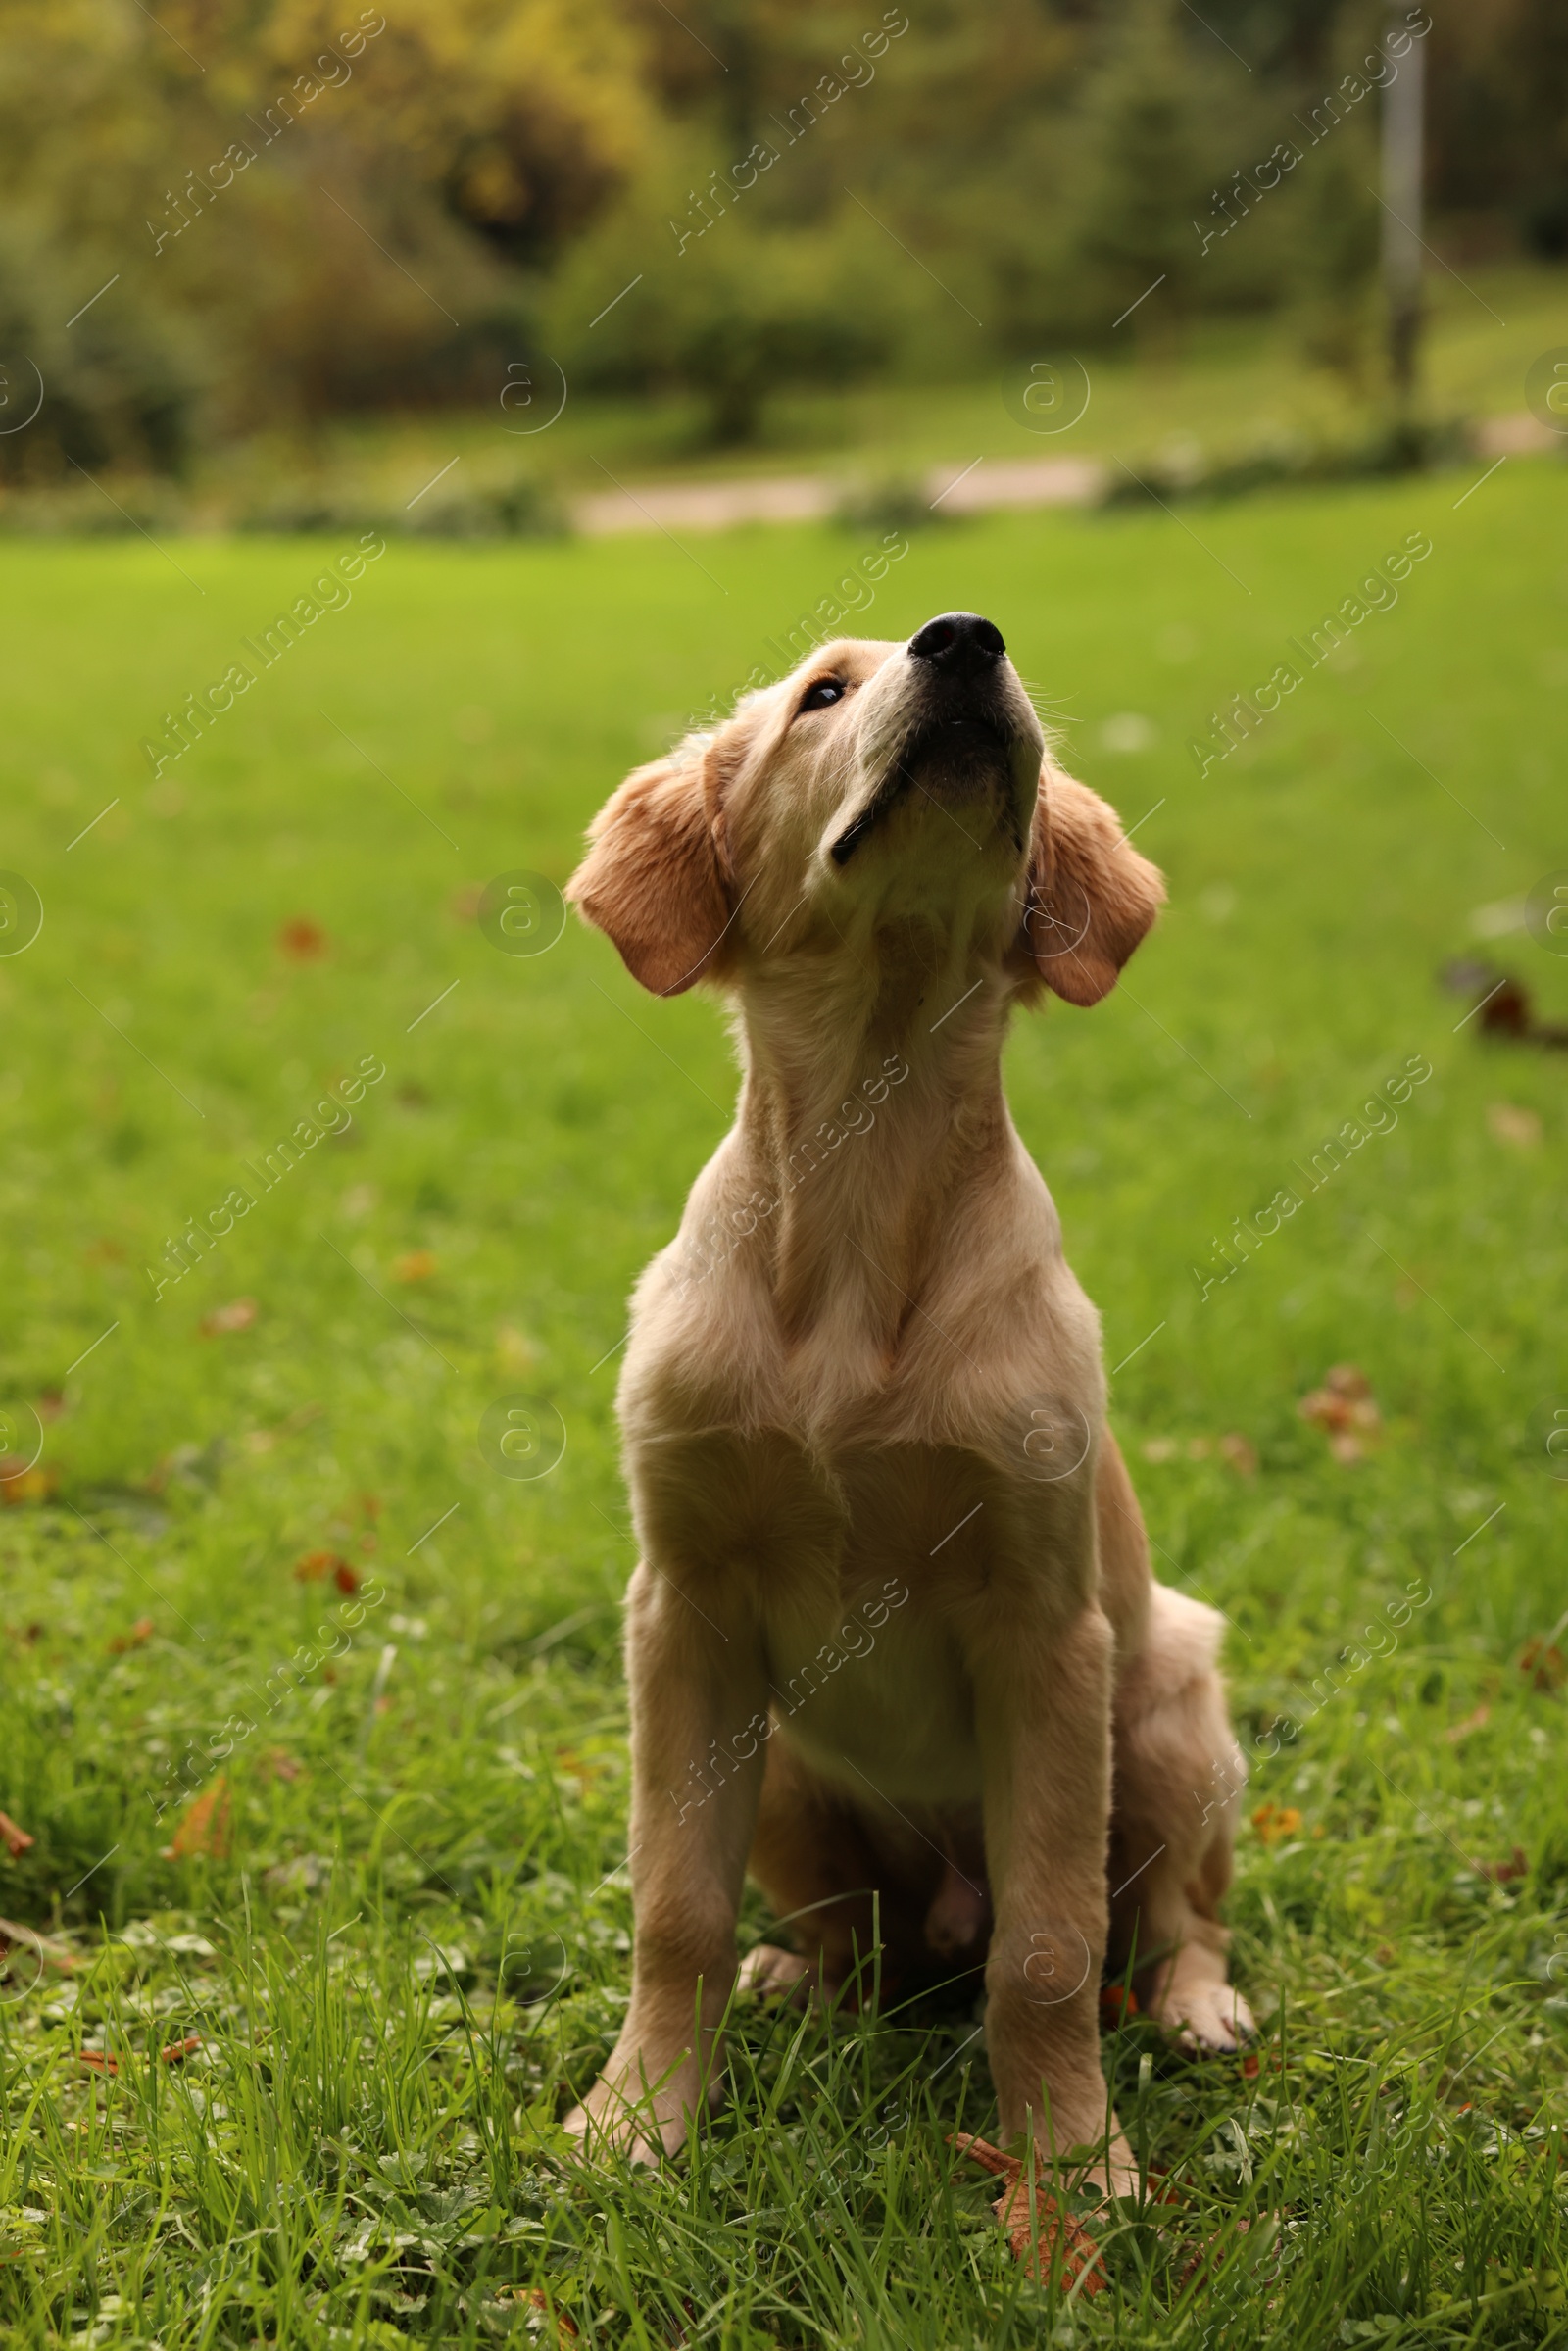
[
  {"xmin": 743, "ymin": 1731, "xmax": 939, "ymax": 2007},
  {"xmin": 1110, "ymin": 1583, "xmax": 1254, "ymax": 2052}
]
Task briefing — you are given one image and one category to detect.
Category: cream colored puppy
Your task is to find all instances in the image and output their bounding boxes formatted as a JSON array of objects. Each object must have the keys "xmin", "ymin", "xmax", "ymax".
[{"xmin": 564, "ymin": 612, "xmax": 1252, "ymax": 2182}]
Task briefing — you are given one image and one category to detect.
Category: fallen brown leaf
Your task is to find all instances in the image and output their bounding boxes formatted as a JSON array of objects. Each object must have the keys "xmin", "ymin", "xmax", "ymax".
[
  {"xmin": 506, "ymin": 2288, "xmax": 577, "ymax": 2338},
  {"xmin": 1478, "ymin": 1845, "xmax": 1529, "ymax": 1885},
  {"xmin": 1177, "ymin": 2215, "xmax": 1256, "ymax": 2290},
  {"xmin": 951, "ymin": 2134, "xmax": 1107, "ymax": 2294},
  {"xmin": 200, "ymin": 1298, "xmax": 257, "ymax": 1336},
  {"xmin": 0, "ymin": 1460, "xmax": 57, "ymax": 1506},
  {"xmin": 1298, "ymin": 1365, "xmax": 1381, "ymax": 1457},
  {"xmin": 107, "ymin": 1616, "xmax": 155, "ymax": 1654},
  {"xmin": 278, "ymin": 917, "xmax": 327, "ymax": 959},
  {"xmin": 0, "ymin": 1917, "xmax": 75, "ymax": 1971},
  {"xmin": 0, "ymin": 1810, "xmax": 35, "ymax": 1860},
  {"xmin": 393, "ymin": 1249, "xmax": 438, "ymax": 1283},
  {"xmin": 292, "ymin": 1548, "xmax": 346, "ymax": 1584},
  {"xmin": 263, "ymin": 1748, "xmax": 303, "ymax": 1782},
  {"xmin": 1444, "ymin": 1702, "xmax": 1492, "ymax": 1745},
  {"xmin": 162, "ymin": 1777, "xmax": 231, "ymax": 1860},
  {"xmin": 1218, "ymin": 1431, "xmax": 1258, "ymax": 1477},
  {"xmin": 1520, "ymin": 1640, "xmax": 1567, "ymax": 1692},
  {"xmin": 1487, "ymin": 1102, "xmax": 1543, "ymax": 1148},
  {"xmin": 79, "ymin": 2035, "xmax": 199, "ymax": 2078}
]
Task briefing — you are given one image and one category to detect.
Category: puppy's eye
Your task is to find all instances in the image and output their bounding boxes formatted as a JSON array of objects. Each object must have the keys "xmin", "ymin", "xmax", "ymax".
[{"xmin": 797, "ymin": 678, "xmax": 845, "ymax": 714}]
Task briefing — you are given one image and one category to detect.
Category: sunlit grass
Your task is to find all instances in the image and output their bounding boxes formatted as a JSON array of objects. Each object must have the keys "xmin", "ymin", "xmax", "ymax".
[{"xmin": 1, "ymin": 467, "xmax": 1565, "ymax": 2343}]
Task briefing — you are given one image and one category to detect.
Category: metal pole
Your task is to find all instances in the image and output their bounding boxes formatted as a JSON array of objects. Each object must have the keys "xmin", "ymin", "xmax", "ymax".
[{"xmin": 1382, "ymin": 8, "xmax": 1425, "ymax": 404}]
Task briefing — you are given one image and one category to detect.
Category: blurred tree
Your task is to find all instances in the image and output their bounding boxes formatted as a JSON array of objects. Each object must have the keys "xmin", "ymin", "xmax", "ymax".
[
  {"xmin": 0, "ymin": 0, "xmax": 1558, "ymax": 467},
  {"xmin": 1058, "ymin": 0, "xmax": 1215, "ymax": 347},
  {"xmin": 550, "ymin": 176, "xmax": 899, "ymax": 441},
  {"xmin": 1289, "ymin": 23, "xmax": 1383, "ymax": 392}
]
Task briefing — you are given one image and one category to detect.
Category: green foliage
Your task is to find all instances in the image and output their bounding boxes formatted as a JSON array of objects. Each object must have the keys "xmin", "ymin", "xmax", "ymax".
[
  {"xmin": 1060, "ymin": 0, "xmax": 1217, "ymax": 340},
  {"xmin": 550, "ymin": 187, "xmax": 900, "ymax": 443},
  {"xmin": 0, "ymin": 467, "xmax": 1564, "ymax": 2339}
]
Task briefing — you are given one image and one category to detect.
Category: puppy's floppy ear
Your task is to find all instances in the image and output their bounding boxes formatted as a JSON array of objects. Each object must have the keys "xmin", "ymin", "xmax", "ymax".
[
  {"xmin": 566, "ymin": 745, "xmax": 734, "ymax": 997},
  {"xmin": 1018, "ymin": 764, "xmax": 1164, "ymax": 1006}
]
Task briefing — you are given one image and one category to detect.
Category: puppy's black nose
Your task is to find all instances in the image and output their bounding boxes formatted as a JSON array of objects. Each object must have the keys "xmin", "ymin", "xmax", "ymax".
[{"xmin": 907, "ymin": 612, "xmax": 1005, "ymax": 673}]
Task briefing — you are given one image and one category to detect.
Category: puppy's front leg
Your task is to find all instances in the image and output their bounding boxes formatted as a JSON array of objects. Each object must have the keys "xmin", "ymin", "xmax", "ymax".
[
  {"xmin": 973, "ymin": 1601, "xmax": 1133, "ymax": 2193},
  {"xmin": 565, "ymin": 1558, "xmax": 766, "ymax": 2163}
]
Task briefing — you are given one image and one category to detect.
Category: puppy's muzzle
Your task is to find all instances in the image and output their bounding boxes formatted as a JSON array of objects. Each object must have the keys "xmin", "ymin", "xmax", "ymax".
[{"xmin": 830, "ymin": 612, "xmax": 1021, "ymax": 865}]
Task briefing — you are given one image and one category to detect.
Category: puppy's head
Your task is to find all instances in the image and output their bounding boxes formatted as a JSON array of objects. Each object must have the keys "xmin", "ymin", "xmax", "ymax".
[{"xmin": 567, "ymin": 614, "xmax": 1163, "ymax": 1008}]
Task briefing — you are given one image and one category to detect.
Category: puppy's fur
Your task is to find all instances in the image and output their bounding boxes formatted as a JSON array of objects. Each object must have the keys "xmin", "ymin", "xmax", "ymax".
[{"xmin": 564, "ymin": 618, "xmax": 1251, "ymax": 2183}]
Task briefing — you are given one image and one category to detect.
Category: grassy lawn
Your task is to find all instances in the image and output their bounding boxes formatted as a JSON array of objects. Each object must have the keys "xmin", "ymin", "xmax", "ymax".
[{"xmin": 1, "ymin": 457, "xmax": 1566, "ymax": 2346}]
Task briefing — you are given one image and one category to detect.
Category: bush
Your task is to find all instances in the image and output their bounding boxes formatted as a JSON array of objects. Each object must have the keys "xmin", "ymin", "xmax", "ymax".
[{"xmin": 549, "ymin": 178, "xmax": 899, "ymax": 444}]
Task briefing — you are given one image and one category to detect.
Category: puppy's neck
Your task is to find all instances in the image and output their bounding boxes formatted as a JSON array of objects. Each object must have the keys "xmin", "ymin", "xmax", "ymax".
[{"xmin": 730, "ymin": 948, "xmax": 1016, "ymax": 1337}]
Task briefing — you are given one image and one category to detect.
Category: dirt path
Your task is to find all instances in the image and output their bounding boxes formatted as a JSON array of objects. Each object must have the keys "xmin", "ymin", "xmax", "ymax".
[
  {"xmin": 571, "ymin": 454, "xmax": 1106, "ymax": 536},
  {"xmin": 568, "ymin": 414, "xmax": 1547, "ymax": 538}
]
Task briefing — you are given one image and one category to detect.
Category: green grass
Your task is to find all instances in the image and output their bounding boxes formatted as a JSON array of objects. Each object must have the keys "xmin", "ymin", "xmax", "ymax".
[{"xmin": 1, "ymin": 457, "xmax": 1566, "ymax": 2347}]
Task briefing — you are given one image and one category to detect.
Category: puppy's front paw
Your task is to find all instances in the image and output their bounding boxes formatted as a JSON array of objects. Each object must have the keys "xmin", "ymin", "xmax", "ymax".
[
  {"xmin": 562, "ymin": 2092, "xmax": 664, "ymax": 2169},
  {"xmin": 564, "ymin": 2060, "xmax": 703, "ymax": 2166},
  {"xmin": 736, "ymin": 1942, "xmax": 813, "ymax": 2001},
  {"xmin": 1156, "ymin": 1980, "xmax": 1255, "ymax": 2054}
]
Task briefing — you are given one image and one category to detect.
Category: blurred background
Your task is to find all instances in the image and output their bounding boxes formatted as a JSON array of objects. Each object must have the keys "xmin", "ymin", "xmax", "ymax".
[
  {"xmin": 2, "ymin": 0, "xmax": 1564, "ymax": 531},
  {"xmin": 1, "ymin": 6, "xmax": 1566, "ymax": 2332}
]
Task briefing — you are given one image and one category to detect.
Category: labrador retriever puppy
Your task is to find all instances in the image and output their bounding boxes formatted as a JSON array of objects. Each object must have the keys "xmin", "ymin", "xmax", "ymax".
[{"xmin": 564, "ymin": 612, "xmax": 1252, "ymax": 2184}]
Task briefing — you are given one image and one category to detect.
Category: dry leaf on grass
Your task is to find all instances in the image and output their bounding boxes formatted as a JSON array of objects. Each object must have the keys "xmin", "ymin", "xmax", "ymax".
[
  {"xmin": 293, "ymin": 1548, "xmax": 348, "ymax": 1584},
  {"xmin": 1478, "ymin": 1845, "xmax": 1529, "ymax": 1885},
  {"xmin": 0, "ymin": 1917, "xmax": 75, "ymax": 1971},
  {"xmin": 161, "ymin": 1778, "xmax": 231, "ymax": 1860},
  {"xmin": 200, "ymin": 1298, "xmax": 257, "ymax": 1336},
  {"xmin": 0, "ymin": 1459, "xmax": 58, "ymax": 1505},
  {"xmin": 1444, "ymin": 1703, "xmax": 1492, "ymax": 1745},
  {"xmin": 393, "ymin": 1249, "xmax": 438, "ymax": 1283},
  {"xmin": 107, "ymin": 1617, "xmax": 155, "ymax": 1653},
  {"xmin": 0, "ymin": 1810, "xmax": 35, "ymax": 1860},
  {"xmin": 1487, "ymin": 1102, "xmax": 1543, "ymax": 1148},
  {"xmin": 277, "ymin": 917, "xmax": 327, "ymax": 959},
  {"xmin": 492, "ymin": 2287, "xmax": 577, "ymax": 2337},
  {"xmin": 951, "ymin": 2134, "xmax": 1108, "ymax": 2293},
  {"xmin": 1298, "ymin": 1364, "xmax": 1381, "ymax": 1461},
  {"xmin": 1520, "ymin": 1640, "xmax": 1567, "ymax": 1692},
  {"xmin": 1176, "ymin": 2214, "xmax": 1269, "ymax": 2290},
  {"xmin": 79, "ymin": 2035, "xmax": 201, "ymax": 2078}
]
